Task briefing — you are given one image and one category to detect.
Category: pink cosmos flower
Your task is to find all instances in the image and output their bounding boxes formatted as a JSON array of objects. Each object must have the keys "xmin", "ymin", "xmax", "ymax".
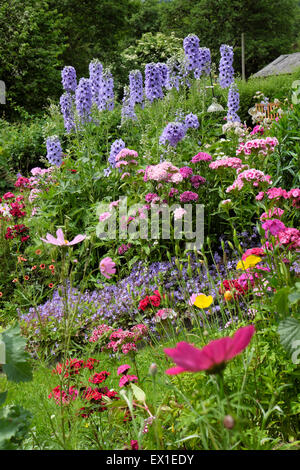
[
  {"xmin": 164, "ymin": 325, "xmax": 255, "ymax": 375},
  {"xmin": 40, "ymin": 228, "xmax": 86, "ymax": 246},
  {"xmin": 99, "ymin": 212, "xmax": 112, "ymax": 222},
  {"xmin": 99, "ymin": 257, "xmax": 116, "ymax": 279}
]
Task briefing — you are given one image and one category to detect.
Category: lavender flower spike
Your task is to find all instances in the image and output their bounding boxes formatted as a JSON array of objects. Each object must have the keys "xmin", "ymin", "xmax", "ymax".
[
  {"xmin": 46, "ymin": 136, "xmax": 63, "ymax": 167},
  {"xmin": 61, "ymin": 66, "xmax": 77, "ymax": 93}
]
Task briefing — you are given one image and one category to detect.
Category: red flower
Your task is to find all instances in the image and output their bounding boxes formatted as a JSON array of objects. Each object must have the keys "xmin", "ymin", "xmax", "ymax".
[
  {"xmin": 219, "ymin": 279, "xmax": 247, "ymax": 298},
  {"xmin": 164, "ymin": 325, "xmax": 255, "ymax": 375},
  {"xmin": 131, "ymin": 440, "xmax": 139, "ymax": 450},
  {"xmin": 138, "ymin": 296, "xmax": 150, "ymax": 311},
  {"xmin": 149, "ymin": 295, "xmax": 161, "ymax": 307}
]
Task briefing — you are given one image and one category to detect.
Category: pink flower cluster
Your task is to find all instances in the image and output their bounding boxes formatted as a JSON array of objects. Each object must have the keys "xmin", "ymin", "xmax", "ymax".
[
  {"xmin": 154, "ymin": 308, "xmax": 177, "ymax": 322},
  {"xmin": 236, "ymin": 137, "xmax": 279, "ymax": 157},
  {"xmin": 260, "ymin": 220, "xmax": 300, "ymax": 250},
  {"xmin": 250, "ymin": 125, "xmax": 264, "ymax": 136},
  {"xmin": 89, "ymin": 323, "xmax": 148, "ymax": 355},
  {"xmin": 180, "ymin": 191, "xmax": 199, "ymax": 202},
  {"xmin": 256, "ymin": 187, "xmax": 300, "ymax": 208},
  {"xmin": 48, "ymin": 385, "xmax": 79, "ymax": 405},
  {"xmin": 115, "ymin": 148, "xmax": 138, "ymax": 169},
  {"xmin": 117, "ymin": 364, "xmax": 138, "ymax": 388},
  {"xmin": 226, "ymin": 168, "xmax": 272, "ymax": 193},
  {"xmin": 260, "ymin": 207, "xmax": 284, "ymax": 221},
  {"xmin": 191, "ymin": 152, "xmax": 212, "ymax": 163},
  {"xmin": 144, "ymin": 161, "xmax": 183, "ymax": 184},
  {"xmin": 209, "ymin": 157, "xmax": 243, "ymax": 170}
]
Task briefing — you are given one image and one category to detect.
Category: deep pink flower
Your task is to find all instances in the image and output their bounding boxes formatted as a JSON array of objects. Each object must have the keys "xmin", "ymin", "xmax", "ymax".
[
  {"xmin": 41, "ymin": 228, "xmax": 86, "ymax": 246},
  {"xmin": 164, "ymin": 325, "xmax": 255, "ymax": 375},
  {"xmin": 262, "ymin": 219, "xmax": 286, "ymax": 237},
  {"xmin": 117, "ymin": 364, "xmax": 131, "ymax": 376},
  {"xmin": 99, "ymin": 257, "xmax": 116, "ymax": 279}
]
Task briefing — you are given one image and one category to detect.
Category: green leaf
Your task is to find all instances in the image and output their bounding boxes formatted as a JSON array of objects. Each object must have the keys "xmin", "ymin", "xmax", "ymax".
[
  {"xmin": 278, "ymin": 318, "xmax": 300, "ymax": 357},
  {"xmin": 0, "ymin": 405, "xmax": 32, "ymax": 450},
  {"xmin": 130, "ymin": 383, "xmax": 146, "ymax": 403},
  {"xmin": 2, "ymin": 325, "xmax": 33, "ymax": 383},
  {"xmin": 0, "ymin": 392, "xmax": 7, "ymax": 406}
]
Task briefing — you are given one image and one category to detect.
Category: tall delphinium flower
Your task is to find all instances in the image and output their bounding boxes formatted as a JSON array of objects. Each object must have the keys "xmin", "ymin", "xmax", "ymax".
[
  {"xmin": 109, "ymin": 139, "xmax": 126, "ymax": 168},
  {"xmin": 60, "ymin": 92, "xmax": 75, "ymax": 133},
  {"xmin": 121, "ymin": 86, "xmax": 137, "ymax": 125},
  {"xmin": 89, "ymin": 59, "xmax": 103, "ymax": 104},
  {"xmin": 227, "ymin": 83, "xmax": 240, "ymax": 123},
  {"xmin": 183, "ymin": 34, "xmax": 201, "ymax": 73},
  {"xmin": 157, "ymin": 63, "xmax": 170, "ymax": 88},
  {"xmin": 61, "ymin": 66, "xmax": 77, "ymax": 93},
  {"xmin": 219, "ymin": 44, "xmax": 234, "ymax": 88},
  {"xmin": 46, "ymin": 136, "xmax": 63, "ymax": 167},
  {"xmin": 75, "ymin": 78, "xmax": 92, "ymax": 123},
  {"xmin": 184, "ymin": 113, "xmax": 199, "ymax": 130},
  {"xmin": 159, "ymin": 122, "xmax": 186, "ymax": 147},
  {"xmin": 129, "ymin": 70, "xmax": 144, "ymax": 107},
  {"xmin": 145, "ymin": 63, "xmax": 164, "ymax": 103},
  {"xmin": 98, "ymin": 68, "xmax": 114, "ymax": 111},
  {"xmin": 194, "ymin": 47, "xmax": 211, "ymax": 78}
]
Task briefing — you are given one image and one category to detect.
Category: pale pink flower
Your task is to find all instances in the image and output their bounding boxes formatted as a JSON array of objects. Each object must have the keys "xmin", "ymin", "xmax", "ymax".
[
  {"xmin": 99, "ymin": 257, "xmax": 116, "ymax": 279},
  {"xmin": 41, "ymin": 228, "xmax": 86, "ymax": 246},
  {"xmin": 99, "ymin": 212, "xmax": 111, "ymax": 222}
]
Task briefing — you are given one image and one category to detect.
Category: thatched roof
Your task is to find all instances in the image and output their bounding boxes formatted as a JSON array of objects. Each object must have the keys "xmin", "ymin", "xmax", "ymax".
[{"xmin": 252, "ymin": 52, "xmax": 300, "ymax": 78}]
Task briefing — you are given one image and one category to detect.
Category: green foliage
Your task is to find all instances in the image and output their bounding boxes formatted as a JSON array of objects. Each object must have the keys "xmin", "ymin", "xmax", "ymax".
[
  {"xmin": 0, "ymin": 0, "xmax": 67, "ymax": 118},
  {"xmin": 121, "ymin": 31, "xmax": 183, "ymax": 73},
  {"xmin": 1, "ymin": 325, "xmax": 33, "ymax": 382},
  {"xmin": 0, "ymin": 325, "xmax": 33, "ymax": 449},
  {"xmin": 0, "ymin": 116, "xmax": 47, "ymax": 183},
  {"xmin": 160, "ymin": 0, "xmax": 300, "ymax": 77},
  {"xmin": 0, "ymin": 405, "xmax": 32, "ymax": 450},
  {"xmin": 278, "ymin": 318, "xmax": 300, "ymax": 358}
]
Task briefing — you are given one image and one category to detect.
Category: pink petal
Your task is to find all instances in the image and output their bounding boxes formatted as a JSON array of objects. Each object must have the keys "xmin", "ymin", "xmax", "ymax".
[
  {"xmin": 68, "ymin": 234, "xmax": 86, "ymax": 245},
  {"xmin": 165, "ymin": 366, "xmax": 187, "ymax": 375},
  {"xmin": 200, "ymin": 337, "xmax": 232, "ymax": 367},
  {"xmin": 226, "ymin": 325, "xmax": 255, "ymax": 360},
  {"xmin": 56, "ymin": 229, "xmax": 65, "ymax": 245},
  {"xmin": 40, "ymin": 234, "xmax": 61, "ymax": 246},
  {"xmin": 164, "ymin": 342, "xmax": 209, "ymax": 372}
]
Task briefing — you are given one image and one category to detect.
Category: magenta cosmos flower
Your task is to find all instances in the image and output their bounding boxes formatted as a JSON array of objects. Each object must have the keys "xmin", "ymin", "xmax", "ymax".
[
  {"xmin": 40, "ymin": 228, "xmax": 86, "ymax": 246},
  {"xmin": 99, "ymin": 256, "xmax": 116, "ymax": 279},
  {"xmin": 164, "ymin": 325, "xmax": 255, "ymax": 375}
]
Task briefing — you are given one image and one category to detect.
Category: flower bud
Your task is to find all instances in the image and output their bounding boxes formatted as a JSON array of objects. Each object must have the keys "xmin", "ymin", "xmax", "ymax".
[
  {"xmin": 149, "ymin": 363, "xmax": 158, "ymax": 376},
  {"xmin": 223, "ymin": 415, "xmax": 235, "ymax": 429}
]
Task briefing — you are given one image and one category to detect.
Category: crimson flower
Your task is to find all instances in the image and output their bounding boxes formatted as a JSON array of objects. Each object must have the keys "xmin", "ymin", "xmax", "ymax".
[{"xmin": 164, "ymin": 325, "xmax": 255, "ymax": 375}]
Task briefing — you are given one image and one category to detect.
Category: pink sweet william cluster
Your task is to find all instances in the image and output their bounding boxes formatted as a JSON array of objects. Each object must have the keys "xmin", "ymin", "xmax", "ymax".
[
  {"xmin": 250, "ymin": 125, "xmax": 264, "ymax": 136},
  {"xmin": 117, "ymin": 364, "xmax": 138, "ymax": 388},
  {"xmin": 191, "ymin": 152, "xmax": 212, "ymax": 163},
  {"xmin": 226, "ymin": 168, "xmax": 272, "ymax": 193},
  {"xmin": 115, "ymin": 148, "xmax": 139, "ymax": 180},
  {"xmin": 256, "ymin": 187, "xmax": 300, "ymax": 208},
  {"xmin": 144, "ymin": 161, "xmax": 183, "ymax": 184},
  {"xmin": 236, "ymin": 137, "xmax": 279, "ymax": 157},
  {"xmin": 89, "ymin": 323, "xmax": 148, "ymax": 355},
  {"xmin": 262, "ymin": 220, "xmax": 300, "ymax": 250},
  {"xmin": 209, "ymin": 157, "xmax": 243, "ymax": 170}
]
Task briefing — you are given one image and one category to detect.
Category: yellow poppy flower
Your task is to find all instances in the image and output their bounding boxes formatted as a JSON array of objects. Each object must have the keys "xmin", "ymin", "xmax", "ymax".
[
  {"xmin": 194, "ymin": 294, "xmax": 213, "ymax": 309},
  {"xmin": 236, "ymin": 255, "xmax": 262, "ymax": 270}
]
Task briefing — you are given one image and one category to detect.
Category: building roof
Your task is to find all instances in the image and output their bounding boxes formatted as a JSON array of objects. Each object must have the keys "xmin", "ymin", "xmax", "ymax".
[{"xmin": 252, "ymin": 52, "xmax": 300, "ymax": 78}]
